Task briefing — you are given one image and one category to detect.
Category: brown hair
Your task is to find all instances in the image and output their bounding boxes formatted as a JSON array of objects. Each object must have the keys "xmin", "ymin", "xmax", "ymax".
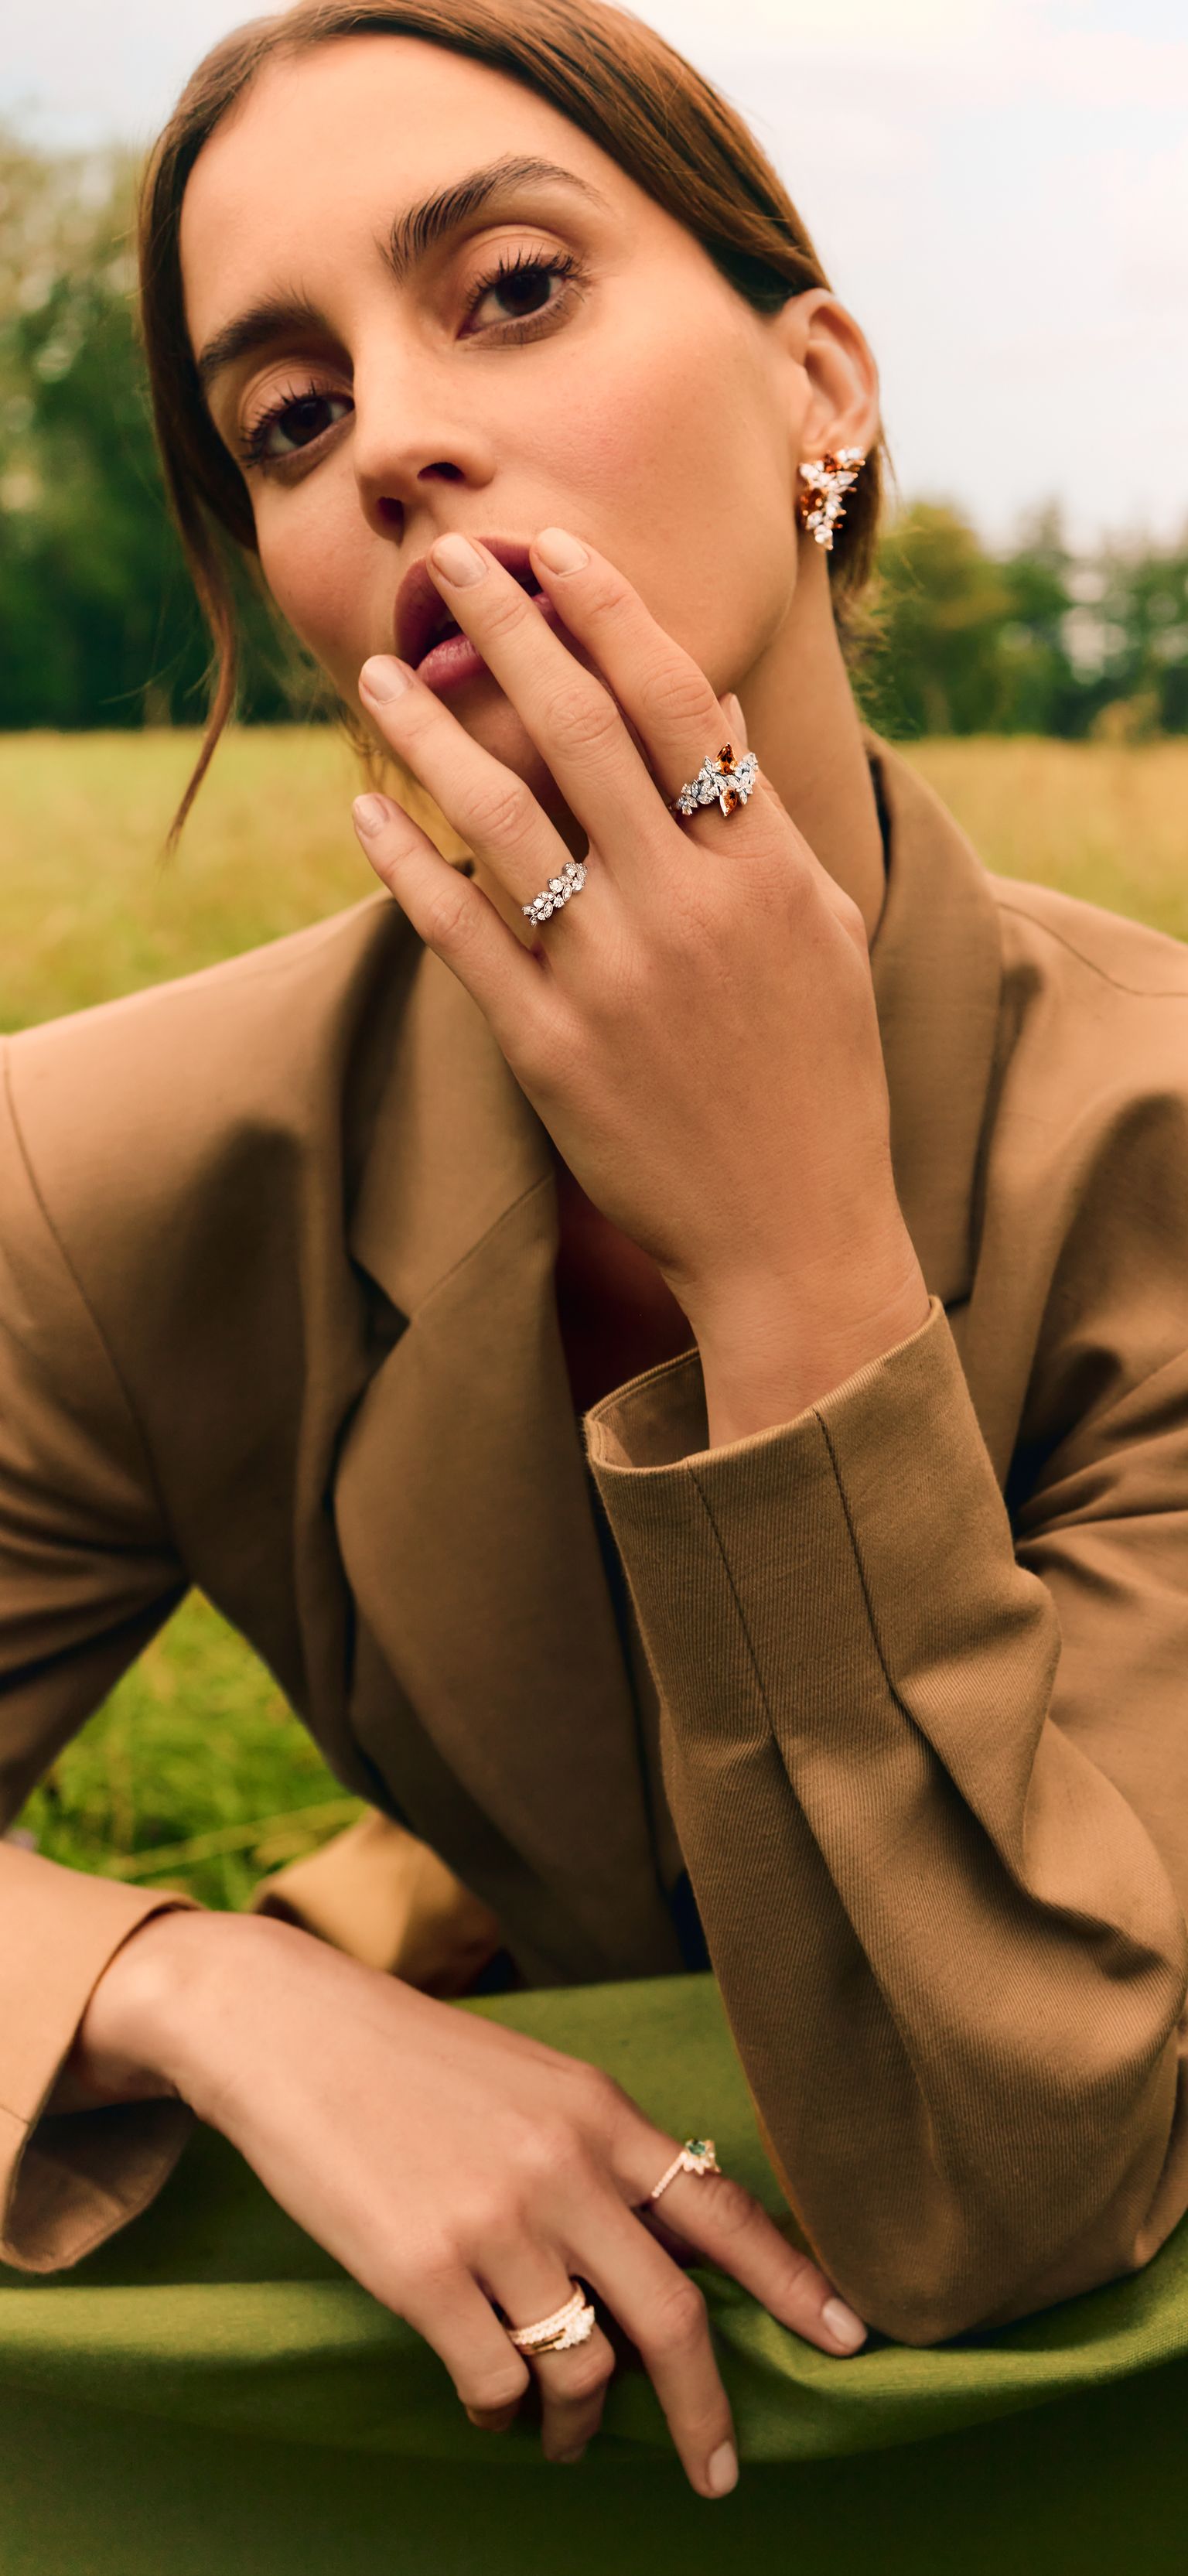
[{"xmin": 138, "ymin": 0, "xmax": 886, "ymax": 840}]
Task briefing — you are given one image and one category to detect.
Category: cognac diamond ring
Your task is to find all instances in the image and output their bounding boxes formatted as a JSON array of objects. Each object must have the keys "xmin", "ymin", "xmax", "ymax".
[
  {"xmin": 506, "ymin": 2280, "xmax": 597, "ymax": 2356},
  {"xmin": 648, "ymin": 2138, "xmax": 723, "ymax": 2205},
  {"xmin": 669, "ymin": 741, "xmax": 758, "ymax": 822}
]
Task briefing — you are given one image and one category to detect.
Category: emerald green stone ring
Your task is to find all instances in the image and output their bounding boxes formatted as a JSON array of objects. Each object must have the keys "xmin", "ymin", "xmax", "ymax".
[{"xmin": 648, "ymin": 2137, "xmax": 722, "ymax": 2204}]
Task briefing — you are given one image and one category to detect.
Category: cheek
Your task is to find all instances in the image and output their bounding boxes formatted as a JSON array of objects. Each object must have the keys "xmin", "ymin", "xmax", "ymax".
[
  {"xmin": 542, "ymin": 323, "xmax": 790, "ymax": 668},
  {"xmin": 254, "ymin": 483, "xmax": 373, "ymax": 682}
]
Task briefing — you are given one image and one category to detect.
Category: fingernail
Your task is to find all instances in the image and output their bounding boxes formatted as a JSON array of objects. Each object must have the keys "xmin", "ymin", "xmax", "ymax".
[
  {"xmin": 352, "ymin": 792, "xmax": 389, "ymax": 836},
  {"xmin": 534, "ymin": 525, "xmax": 589, "ymax": 575},
  {"xmin": 822, "ymin": 2296, "xmax": 867, "ymax": 2351},
  {"xmin": 431, "ymin": 532, "xmax": 485, "ymax": 586},
  {"xmin": 360, "ymin": 656, "xmax": 411, "ymax": 701},
  {"xmin": 706, "ymin": 2440, "xmax": 738, "ymax": 2496},
  {"xmin": 552, "ymin": 2445, "xmax": 587, "ymax": 2466}
]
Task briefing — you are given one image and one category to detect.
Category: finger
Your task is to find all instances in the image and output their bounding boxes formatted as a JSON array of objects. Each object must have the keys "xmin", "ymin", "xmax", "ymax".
[
  {"xmin": 350, "ymin": 791, "xmax": 546, "ymax": 1048},
  {"xmin": 398, "ymin": 2264, "xmax": 531, "ymax": 2431},
  {"xmin": 358, "ymin": 646, "xmax": 592, "ymax": 918},
  {"xmin": 485, "ymin": 2261, "xmax": 614, "ymax": 2466},
  {"xmin": 525, "ymin": 529, "xmax": 762, "ymax": 840},
  {"xmin": 572, "ymin": 2195, "xmax": 738, "ymax": 2500},
  {"xmin": 613, "ymin": 2121, "xmax": 866, "ymax": 2359},
  {"xmin": 399, "ymin": 533, "xmax": 668, "ymax": 867},
  {"xmin": 643, "ymin": 2171, "xmax": 867, "ymax": 2357}
]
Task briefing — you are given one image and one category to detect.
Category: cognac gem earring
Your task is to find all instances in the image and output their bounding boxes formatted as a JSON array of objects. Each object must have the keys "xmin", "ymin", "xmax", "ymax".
[{"xmin": 797, "ymin": 448, "xmax": 866, "ymax": 551}]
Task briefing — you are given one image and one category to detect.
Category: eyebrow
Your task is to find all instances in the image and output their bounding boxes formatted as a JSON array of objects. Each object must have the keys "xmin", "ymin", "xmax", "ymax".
[{"xmin": 195, "ymin": 155, "xmax": 608, "ymax": 398}]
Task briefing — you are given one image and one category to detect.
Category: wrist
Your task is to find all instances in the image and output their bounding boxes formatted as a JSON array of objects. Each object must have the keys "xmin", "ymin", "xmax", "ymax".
[
  {"xmin": 691, "ymin": 1255, "xmax": 931, "ymax": 1445},
  {"xmin": 64, "ymin": 1907, "xmax": 282, "ymax": 2110}
]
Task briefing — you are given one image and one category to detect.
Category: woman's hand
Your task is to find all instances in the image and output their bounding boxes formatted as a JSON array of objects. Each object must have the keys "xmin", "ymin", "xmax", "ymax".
[
  {"xmin": 352, "ymin": 528, "xmax": 929, "ymax": 1433},
  {"xmin": 80, "ymin": 1908, "xmax": 866, "ymax": 2495}
]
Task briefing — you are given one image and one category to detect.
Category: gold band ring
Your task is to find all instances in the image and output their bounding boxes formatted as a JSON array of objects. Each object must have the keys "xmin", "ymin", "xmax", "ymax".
[
  {"xmin": 648, "ymin": 2137, "xmax": 722, "ymax": 2205},
  {"xmin": 506, "ymin": 2280, "xmax": 597, "ymax": 2356}
]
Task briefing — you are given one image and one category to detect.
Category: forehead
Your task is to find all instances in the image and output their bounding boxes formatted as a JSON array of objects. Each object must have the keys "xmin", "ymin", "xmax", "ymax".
[{"xmin": 180, "ymin": 35, "xmax": 630, "ymax": 338}]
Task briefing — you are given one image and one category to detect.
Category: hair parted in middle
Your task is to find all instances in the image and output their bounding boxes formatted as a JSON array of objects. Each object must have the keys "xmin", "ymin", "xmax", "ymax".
[{"xmin": 138, "ymin": 0, "xmax": 887, "ymax": 838}]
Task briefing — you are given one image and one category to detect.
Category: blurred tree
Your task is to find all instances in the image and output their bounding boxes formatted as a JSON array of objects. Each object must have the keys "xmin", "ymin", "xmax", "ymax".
[
  {"xmin": 1, "ymin": 128, "xmax": 1186, "ymax": 742},
  {"xmin": 0, "ymin": 128, "xmax": 311, "ymax": 729}
]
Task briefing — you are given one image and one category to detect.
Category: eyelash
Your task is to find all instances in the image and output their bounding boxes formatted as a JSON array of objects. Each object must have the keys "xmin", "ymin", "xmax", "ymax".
[{"xmin": 236, "ymin": 246, "xmax": 587, "ymax": 471}]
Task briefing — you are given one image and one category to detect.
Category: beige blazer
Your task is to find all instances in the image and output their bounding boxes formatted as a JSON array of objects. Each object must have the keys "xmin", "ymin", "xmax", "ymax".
[{"xmin": 4, "ymin": 736, "xmax": 1188, "ymax": 2344}]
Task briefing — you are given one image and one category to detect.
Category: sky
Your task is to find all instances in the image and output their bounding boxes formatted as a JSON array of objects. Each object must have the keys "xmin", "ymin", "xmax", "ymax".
[{"xmin": 5, "ymin": 0, "xmax": 1186, "ymax": 550}]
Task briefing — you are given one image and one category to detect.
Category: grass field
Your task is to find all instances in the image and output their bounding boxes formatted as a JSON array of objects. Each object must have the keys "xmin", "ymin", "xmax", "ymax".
[{"xmin": 4, "ymin": 726, "xmax": 1187, "ymax": 1907}]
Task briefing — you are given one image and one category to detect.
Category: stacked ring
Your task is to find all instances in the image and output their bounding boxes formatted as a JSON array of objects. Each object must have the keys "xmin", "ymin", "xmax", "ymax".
[{"xmin": 506, "ymin": 2280, "xmax": 597, "ymax": 2356}]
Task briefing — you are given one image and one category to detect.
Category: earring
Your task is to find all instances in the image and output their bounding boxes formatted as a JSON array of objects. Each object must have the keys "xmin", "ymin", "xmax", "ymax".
[{"xmin": 797, "ymin": 448, "xmax": 866, "ymax": 550}]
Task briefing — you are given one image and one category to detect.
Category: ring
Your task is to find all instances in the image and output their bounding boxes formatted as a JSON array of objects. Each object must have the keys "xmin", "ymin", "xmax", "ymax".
[
  {"xmin": 669, "ymin": 742, "xmax": 758, "ymax": 821},
  {"xmin": 506, "ymin": 2280, "xmax": 597, "ymax": 2355},
  {"xmin": 522, "ymin": 856, "xmax": 587, "ymax": 928},
  {"xmin": 648, "ymin": 2137, "xmax": 722, "ymax": 2205}
]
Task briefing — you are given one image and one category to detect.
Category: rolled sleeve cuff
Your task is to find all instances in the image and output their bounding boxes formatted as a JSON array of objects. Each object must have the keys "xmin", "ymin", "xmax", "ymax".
[
  {"xmin": 0, "ymin": 1845, "xmax": 203, "ymax": 2274},
  {"xmin": 582, "ymin": 1296, "xmax": 1022, "ymax": 1730}
]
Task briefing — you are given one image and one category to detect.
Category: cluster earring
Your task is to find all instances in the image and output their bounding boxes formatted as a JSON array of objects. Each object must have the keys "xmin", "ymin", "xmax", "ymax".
[{"xmin": 797, "ymin": 448, "xmax": 866, "ymax": 551}]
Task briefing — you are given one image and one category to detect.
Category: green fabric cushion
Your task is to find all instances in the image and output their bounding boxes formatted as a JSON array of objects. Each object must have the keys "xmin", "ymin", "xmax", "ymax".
[{"xmin": 2, "ymin": 1971, "xmax": 1188, "ymax": 2570}]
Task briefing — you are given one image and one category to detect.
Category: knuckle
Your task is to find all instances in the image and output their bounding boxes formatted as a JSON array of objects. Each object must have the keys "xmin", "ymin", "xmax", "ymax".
[
  {"xmin": 550, "ymin": 2345, "xmax": 614, "ymax": 2403},
  {"xmin": 466, "ymin": 771, "xmax": 536, "ymax": 846},
  {"xmin": 459, "ymin": 2359, "xmax": 528, "ymax": 2414},
  {"xmin": 424, "ymin": 884, "xmax": 477, "ymax": 950},
  {"xmin": 705, "ymin": 2177, "xmax": 762, "ymax": 2242},
  {"xmin": 543, "ymin": 679, "xmax": 619, "ymax": 759},
  {"xmin": 638, "ymin": 659, "xmax": 717, "ymax": 734},
  {"xmin": 646, "ymin": 2275, "xmax": 708, "ymax": 2356}
]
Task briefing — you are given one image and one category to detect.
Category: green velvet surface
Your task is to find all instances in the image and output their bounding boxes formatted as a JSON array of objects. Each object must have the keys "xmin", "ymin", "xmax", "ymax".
[{"xmin": 3, "ymin": 1971, "xmax": 1188, "ymax": 2550}]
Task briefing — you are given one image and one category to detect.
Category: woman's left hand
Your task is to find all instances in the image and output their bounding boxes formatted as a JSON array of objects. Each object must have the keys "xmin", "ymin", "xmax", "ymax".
[{"xmin": 353, "ymin": 529, "xmax": 928, "ymax": 1429}]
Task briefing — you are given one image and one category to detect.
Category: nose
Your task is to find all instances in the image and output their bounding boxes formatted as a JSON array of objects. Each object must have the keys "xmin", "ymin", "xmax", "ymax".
[{"xmin": 350, "ymin": 345, "xmax": 497, "ymax": 538}]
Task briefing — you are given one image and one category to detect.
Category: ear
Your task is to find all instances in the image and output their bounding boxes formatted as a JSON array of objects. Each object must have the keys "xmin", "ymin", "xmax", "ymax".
[{"xmin": 770, "ymin": 287, "xmax": 882, "ymax": 470}]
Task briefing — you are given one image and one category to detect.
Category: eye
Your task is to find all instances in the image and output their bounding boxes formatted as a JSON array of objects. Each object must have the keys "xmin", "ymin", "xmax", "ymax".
[
  {"xmin": 237, "ymin": 384, "xmax": 353, "ymax": 470},
  {"xmin": 463, "ymin": 247, "xmax": 585, "ymax": 340}
]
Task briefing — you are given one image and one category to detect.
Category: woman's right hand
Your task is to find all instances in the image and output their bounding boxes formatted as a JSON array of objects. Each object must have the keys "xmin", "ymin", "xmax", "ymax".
[{"xmin": 72, "ymin": 1906, "xmax": 867, "ymax": 2495}]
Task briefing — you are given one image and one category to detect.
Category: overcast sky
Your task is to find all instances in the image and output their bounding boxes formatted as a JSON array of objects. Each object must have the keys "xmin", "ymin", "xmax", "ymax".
[{"xmin": 5, "ymin": 0, "xmax": 1186, "ymax": 550}]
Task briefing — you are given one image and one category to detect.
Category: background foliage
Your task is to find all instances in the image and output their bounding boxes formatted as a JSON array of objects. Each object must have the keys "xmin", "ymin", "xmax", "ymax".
[{"xmin": 2, "ymin": 127, "xmax": 1187, "ymax": 743}]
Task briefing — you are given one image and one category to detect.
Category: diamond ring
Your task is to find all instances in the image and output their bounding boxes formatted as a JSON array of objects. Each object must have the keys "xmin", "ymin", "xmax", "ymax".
[
  {"xmin": 648, "ymin": 2138, "xmax": 722, "ymax": 2205},
  {"xmin": 669, "ymin": 742, "xmax": 758, "ymax": 822},
  {"xmin": 522, "ymin": 855, "xmax": 587, "ymax": 928},
  {"xmin": 506, "ymin": 2280, "xmax": 597, "ymax": 2356}
]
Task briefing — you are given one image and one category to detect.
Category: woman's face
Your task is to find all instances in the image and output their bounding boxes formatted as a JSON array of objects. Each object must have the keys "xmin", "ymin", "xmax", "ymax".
[{"xmin": 180, "ymin": 35, "xmax": 856, "ymax": 825}]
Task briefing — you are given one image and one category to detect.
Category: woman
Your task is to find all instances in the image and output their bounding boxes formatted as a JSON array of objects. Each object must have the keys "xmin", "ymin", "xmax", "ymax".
[{"xmin": 4, "ymin": 0, "xmax": 1188, "ymax": 2509}]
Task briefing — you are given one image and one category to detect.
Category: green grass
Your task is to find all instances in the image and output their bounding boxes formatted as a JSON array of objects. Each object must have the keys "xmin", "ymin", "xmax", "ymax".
[{"xmin": 4, "ymin": 726, "xmax": 1187, "ymax": 1905}]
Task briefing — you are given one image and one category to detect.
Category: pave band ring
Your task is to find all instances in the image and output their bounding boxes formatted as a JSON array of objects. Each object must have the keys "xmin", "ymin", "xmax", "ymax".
[
  {"xmin": 649, "ymin": 2137, "xmax": 722, "ymax": 2205},
  {"xmin": 669, "ymin": 741, "xmax": 759, "ymax": 822},
  {"xmin": 522, "ymin": 855, "xmax": 587, "ymax": 928},
  {"xmin": 506, "ymin": 2280, "xmax": 597, "ymax": 2356}
]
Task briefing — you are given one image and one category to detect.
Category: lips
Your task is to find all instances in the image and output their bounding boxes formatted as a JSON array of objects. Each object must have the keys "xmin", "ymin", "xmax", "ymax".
[{"xmin": 394, "ymin": 535, "xmax": 544, "ymax": 668}]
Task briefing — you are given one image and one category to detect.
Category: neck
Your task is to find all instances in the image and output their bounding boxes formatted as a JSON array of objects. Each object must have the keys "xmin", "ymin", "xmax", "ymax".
[{"xmin": 736, "ymin": 552, "xmax": 887, "ymax": 945}]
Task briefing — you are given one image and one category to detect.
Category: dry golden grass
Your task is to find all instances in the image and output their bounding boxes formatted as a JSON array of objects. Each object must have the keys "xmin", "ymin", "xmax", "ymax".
[
  {"xmin": 2, "ymin": 728, "xmax": 1186, "ymax": 1033},
  {"xmin": 3, "ymin": 725, "xmax": 1185, "ymax": 1899}
]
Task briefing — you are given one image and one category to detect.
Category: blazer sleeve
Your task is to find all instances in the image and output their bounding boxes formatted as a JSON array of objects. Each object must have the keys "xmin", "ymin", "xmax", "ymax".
[
  {"xmin": 585, "ymin": 1293, "xmax": 1188, "ymax": 2345},
  {"xmin": 0, "ymin": 1053, "xmax": 203, "ymax": 2274}
]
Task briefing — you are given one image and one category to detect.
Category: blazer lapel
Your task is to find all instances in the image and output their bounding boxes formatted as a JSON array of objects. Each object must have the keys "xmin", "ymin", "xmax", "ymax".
[
  {"xmin": 336, "ymin": 945, "xmax": 682, "ymax": 1984},
  {"xmin": 866, "ymin": 740, "xmax": 1004, "ymax": 1307}
]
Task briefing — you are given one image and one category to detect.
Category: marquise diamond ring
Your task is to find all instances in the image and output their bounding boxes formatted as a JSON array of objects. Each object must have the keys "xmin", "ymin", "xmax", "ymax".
[
  {"xmin": 669, "ymin": 742, "xmax": 758, "ymax": 821},
  {"xmin": 522, "ymin": 855, "xmax": 587, "ymax": 928}
]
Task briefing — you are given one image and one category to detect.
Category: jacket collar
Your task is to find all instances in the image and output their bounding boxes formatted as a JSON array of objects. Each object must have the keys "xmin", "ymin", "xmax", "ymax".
[
  {"xmin": 335, "ymin": 735, "xmax": 1004, "ymax": 1978},
  {"xmin": 864, "ymin": 735, "xmax": 1003, "ymax": 1305},
  {"xmin": 350, "ymin": 734, "xmax": 1003, "ymax": 1324}
]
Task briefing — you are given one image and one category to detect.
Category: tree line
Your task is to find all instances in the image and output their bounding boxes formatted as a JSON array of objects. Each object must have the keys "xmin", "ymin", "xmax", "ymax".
[{"xmin": 2, "ymin": 128, "xmax": 1186, "ymax": 741}]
